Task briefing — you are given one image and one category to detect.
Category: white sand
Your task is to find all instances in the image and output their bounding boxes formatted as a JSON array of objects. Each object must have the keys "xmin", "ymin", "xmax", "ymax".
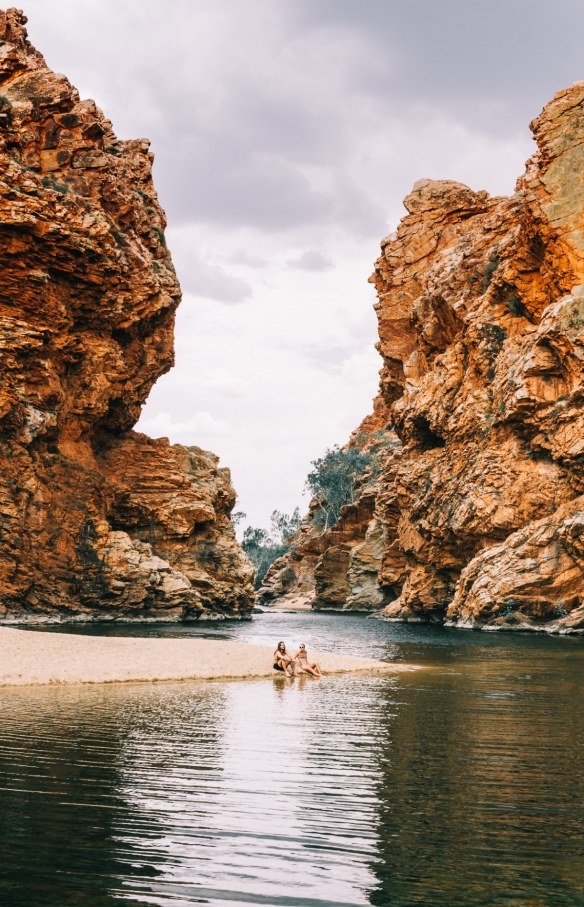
[{"xmin": 0, "ymin": 627, "xmax": 417, "ymax": 686}]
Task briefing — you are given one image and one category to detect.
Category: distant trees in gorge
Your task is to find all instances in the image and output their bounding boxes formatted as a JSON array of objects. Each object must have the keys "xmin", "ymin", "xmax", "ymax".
[
  {"xmin": 240, "ymin": 508, "xmax": 302, "ymax": 587},
  {"xmin": 238, "ymin": 432, "xmax": 398, "ymax": 588}
]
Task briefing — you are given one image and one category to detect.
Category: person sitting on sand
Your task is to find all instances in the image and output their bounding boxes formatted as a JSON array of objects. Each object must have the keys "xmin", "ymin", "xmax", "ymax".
[
  {"xmin": 293, "ymin": 644, "xmax": 322, "ymax": 678},
  {"xmin": 273, "ymin": 641, "xmax": 296, "ymax": 676}
]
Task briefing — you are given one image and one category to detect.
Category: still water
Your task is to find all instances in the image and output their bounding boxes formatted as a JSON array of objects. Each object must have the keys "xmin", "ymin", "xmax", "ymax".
[{"xmin": 1, "ymin": 613, "xmax": 584, "ymax": 907}]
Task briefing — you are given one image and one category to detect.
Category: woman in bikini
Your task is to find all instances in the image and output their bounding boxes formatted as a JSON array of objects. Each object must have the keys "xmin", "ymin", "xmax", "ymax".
[
  {"xmin": 293, "ymin": 644, "xmax": 322, "ymax": 678},
  {"xmin": 273, "ymin": 641, "xmax": 296, "ymax": 676}
]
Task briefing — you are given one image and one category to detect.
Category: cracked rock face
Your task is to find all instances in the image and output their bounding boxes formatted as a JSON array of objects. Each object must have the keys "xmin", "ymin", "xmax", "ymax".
[
  {"xmin": 265, "ymin": 81, "xmax": 584, "ymax": 632},
  {"xmin": 0, "ymin": 9, "xmax": 254, "ymax": 621},
  {"xmin": 371, "ymin": 82, "xmax": 584, "ymax": 631}
]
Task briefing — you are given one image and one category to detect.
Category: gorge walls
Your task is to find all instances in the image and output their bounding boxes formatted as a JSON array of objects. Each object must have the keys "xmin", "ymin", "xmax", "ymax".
[
  {"xmin": 261, "ymin": 82, "xmax": 584, "ymax": 633},
  {"xmin": 0, "ymin": 9, "xmax": 254, "ymax": 621}
]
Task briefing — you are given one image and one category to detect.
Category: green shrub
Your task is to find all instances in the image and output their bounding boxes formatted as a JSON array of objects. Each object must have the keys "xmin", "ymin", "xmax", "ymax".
[
  {"xmin": 482, "ymin": 251, "xmax": 500, "ymax": 292},
  {"xmin": 305, "ymin": 444, "xmax": 373, "ymax": 531},
  {"xmin": 270, "ymin": 508, "xmax": 302, "ymax": 543},
  {"xmin": 242, "ymin": 508, "xmax": 301, "ymax": 588},
  {"xmin": 41, "ymin": 175, "xmax": 70, "ymax": 195},
  {"xmin": 151, "ymin": 225, "xmax": 167, "ymax": 248}
]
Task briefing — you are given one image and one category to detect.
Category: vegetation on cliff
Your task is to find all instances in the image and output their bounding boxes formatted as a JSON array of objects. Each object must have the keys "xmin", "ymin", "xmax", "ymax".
[
  {"xmin": 242, "ymin": 509, "xmax": 301, "ymax": 587},
  {"xmin": 306, "ymin": 432, "xmax": 400, "ymax": 531},
  {"xmin": 306, "ymin": 445, "xmax": 374, "ymax": 531},
  {"xmin": 245, "ymin": 433, "xmax": 397, "ymax": 592}
]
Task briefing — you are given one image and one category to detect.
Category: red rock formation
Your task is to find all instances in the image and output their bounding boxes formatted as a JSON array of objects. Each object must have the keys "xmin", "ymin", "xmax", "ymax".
[
  {"xmin": 258, "ymin": 489, "xmax": 379, "ymax": 610},
  {"xmin": 372, "ymin": 83, "xmax": 584, "ymax": 632},
  {"xmin": 0, "ymin": 9, "xmax": 254, "ymax": 621},
  {"xmin": 258, "ymin": 424, "xmax": 403, "ymax": 611},
  {"xmin": 266, "ymin": 82, "xmax": 584, "ymax": 633}
]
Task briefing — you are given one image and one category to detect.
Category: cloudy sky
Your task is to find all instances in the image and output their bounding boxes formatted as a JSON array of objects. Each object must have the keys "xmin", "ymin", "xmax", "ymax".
[{"xmin": 22, "ymin": 0, "xmax": 584, "ymax": 529}]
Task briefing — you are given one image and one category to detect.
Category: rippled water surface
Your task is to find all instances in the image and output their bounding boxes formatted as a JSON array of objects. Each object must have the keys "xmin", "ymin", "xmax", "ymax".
[{"xmin": 2, "ymin": 613, "xmax": 584, "ymax": 906}]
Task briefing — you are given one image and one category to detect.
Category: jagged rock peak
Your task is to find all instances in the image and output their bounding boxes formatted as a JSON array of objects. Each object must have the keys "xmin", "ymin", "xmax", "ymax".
[{"xmin": 0, "ymin": 9, "xmax": 45, "ymax": 75}]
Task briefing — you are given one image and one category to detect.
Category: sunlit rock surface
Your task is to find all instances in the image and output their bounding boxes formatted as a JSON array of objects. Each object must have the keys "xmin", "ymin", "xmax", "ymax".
[
  {"xmin": 0, "ymin": 9, "xmax": 254, "ymax": 621},
  {"xmin": 264, "ymin": 82, "xmax": 584, "ymax": 632}
]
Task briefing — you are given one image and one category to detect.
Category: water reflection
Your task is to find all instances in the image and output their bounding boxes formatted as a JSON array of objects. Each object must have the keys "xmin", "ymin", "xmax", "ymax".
[
  {"xmin": 370, "ymin": 645, "xmax": 584, "ymax": 906},
  {"xmin": 2, "ymin": 617, "xmax": 584, "ymax": 906},
  {"xmin": 112, "ymin": 675, "xmax": 389, "ymax": 906},
  {"xmin": 0, "ymin": 685, "xmax": 136, "ymax": 906}
]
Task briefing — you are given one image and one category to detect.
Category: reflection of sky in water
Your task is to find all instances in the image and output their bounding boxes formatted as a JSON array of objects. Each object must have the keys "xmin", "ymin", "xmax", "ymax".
[{"xmin": 113, "ymin": 675, "xmax": 389, "ymax": 906}]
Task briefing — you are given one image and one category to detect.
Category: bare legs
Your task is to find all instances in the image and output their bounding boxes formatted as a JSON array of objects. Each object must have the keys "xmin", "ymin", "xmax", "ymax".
[
  {"xmin": 277, "ymin": 655, "xmax": 295, "ymax": 676},
  {"xmin": 297, "ymin": 661, "xmax": 322, "ymax": 678}
]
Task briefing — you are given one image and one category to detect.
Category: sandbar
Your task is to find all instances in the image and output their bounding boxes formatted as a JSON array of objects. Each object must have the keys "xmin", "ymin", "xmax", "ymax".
[{"xmin": 0, "ymin": 627, "xmax": 416, "ymax": 686}]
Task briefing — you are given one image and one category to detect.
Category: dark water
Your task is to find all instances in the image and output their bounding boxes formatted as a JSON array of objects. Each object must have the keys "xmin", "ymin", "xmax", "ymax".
[{"xmin": 2, "ymin": 613, "xmax": 584, "ymax": 907}]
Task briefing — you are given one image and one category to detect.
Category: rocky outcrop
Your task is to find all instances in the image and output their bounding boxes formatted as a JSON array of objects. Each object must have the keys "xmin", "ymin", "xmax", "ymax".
[
  {"xmin": 266, "ymin": 81, "xmax": 584, "ymax": 632},
  {"xmin": 0, "ymin": 9, "xmax": 254, "ymax": 621},
  {"xmin": 447, "ymin": 495, "xmax": 584, "ymax": 630},
  {"xmin": 258, "ymin": 421, "xmax": 403, "ymax": 612}
]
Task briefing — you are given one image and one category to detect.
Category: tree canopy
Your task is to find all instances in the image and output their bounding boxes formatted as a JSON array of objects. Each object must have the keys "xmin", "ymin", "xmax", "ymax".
[
  {"xmin": 305, "ymin": 444, "xmax": 372, "ymax": 531},
  {"xmin": 242, "ymin": 507, "xmax": 302, "ymax": 587}
]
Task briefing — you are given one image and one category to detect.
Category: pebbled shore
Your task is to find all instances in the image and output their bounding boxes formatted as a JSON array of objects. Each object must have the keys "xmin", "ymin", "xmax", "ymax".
[{"xmin": 0, "ymin": 628, "xmax": 417, "ymax": 686}]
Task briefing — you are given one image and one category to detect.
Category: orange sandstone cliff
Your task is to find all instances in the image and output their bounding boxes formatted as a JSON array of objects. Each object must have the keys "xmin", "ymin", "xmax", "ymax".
[
  {"xmin": 0, "ymin": 9, "xmax": 254, "ymax": 621},
  {"xmin": 261, "ymin": 82, "xmax": 584, "ymax": 633}
]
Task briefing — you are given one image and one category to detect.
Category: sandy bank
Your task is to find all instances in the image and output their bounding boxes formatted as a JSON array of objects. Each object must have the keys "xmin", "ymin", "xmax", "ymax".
[{"xmin": 0, "ymin": 627, "xmax": 416, "ymax": 686}]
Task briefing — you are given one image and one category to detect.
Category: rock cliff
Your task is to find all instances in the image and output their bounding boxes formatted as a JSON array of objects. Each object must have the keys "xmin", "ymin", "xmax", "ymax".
[
  {"xmin": 263, "ymin": 82, "xmax": 584, "ymax": 633},
  {"xmin": 0, "ymin": 9, "xmax": 254, "ymax": 621}
]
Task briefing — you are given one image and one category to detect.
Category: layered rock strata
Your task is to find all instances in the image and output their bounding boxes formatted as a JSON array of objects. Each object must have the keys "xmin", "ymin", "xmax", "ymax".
[
  {"xmin": 0, "ymin": 9, "xmax": 254, "ymax": 621},
  {"xmin": 264, "ymin": 82, "xmax": 584, "ymax": 632},
  {"xmin": 258, "ymin": 408, "xmax": 403, "ymax": 612},
  {"xmin": 258, "ymin": 488, "xmax": 380, "ymax": 611}
]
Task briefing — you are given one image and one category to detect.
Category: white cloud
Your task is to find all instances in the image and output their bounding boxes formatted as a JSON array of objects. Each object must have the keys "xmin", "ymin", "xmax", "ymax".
[
  {"xmin": 287, "ymin": 249, "xmax": 333, "ymax": 271},
  {"xmin": 138, "ymin": 224, "xmax": 382, "ymax": 525},
  {"xmin": 166, "ymin": 231, "xmax": 252, "ymax": 303},
  {"xmin": 342, "ymin": 346, "xmax": 383, "ymax": 388},
  {"xmin": 19, "ymin": 0, "xmax": 584, "ymax": 527},
  {"xmin": 136, "ymin": 411, "xmax": 230, "ymax": 445}
]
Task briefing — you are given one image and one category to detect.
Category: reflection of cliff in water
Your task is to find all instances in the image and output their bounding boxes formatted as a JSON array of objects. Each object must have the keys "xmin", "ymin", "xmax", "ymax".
[
  {"xmin": 367, "ymin": 638, "xmax": 584, "ymax": 906},
  {"xmin": 0, "ymin": 685, "xmax": 144, "ymax": 906},
  {"xmin": 0, "ymin": 683, "xmax": 230, "ymax": 907}
]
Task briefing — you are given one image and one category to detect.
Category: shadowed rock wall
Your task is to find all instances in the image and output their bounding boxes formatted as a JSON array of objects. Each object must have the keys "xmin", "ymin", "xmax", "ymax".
[{"xmin": 0, "ymin": 9, "xmax": 254, "ymax": 621}]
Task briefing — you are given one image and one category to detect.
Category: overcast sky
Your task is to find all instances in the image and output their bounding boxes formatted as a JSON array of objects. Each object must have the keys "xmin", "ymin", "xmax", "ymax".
[{"xmin": 21, "ymin": 0, "xmax": 584, "ymax": 529}]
